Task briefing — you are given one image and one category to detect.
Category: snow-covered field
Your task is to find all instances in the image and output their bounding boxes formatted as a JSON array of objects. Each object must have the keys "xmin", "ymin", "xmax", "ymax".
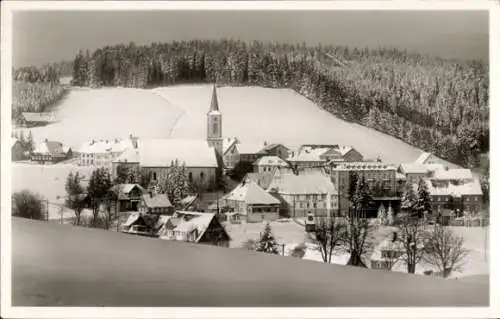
[
  {"xmin": 20, "ymin": 84, "xmax": 432, "ymax": 163},
  {"xmin": 227, "ymin": 220, "xmax": 489, "ymax": 279}
]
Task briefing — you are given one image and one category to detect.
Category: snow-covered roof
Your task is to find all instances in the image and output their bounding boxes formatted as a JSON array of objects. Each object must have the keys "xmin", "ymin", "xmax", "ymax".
[
  {"xmin": 110, "ymin": 139, "xmax": 134, "ymax": 153},
  {"xmin": 33, "ymin": 140, "xmax": 68, "ymax": 156},
  {"xmin": 22, "ymin": 112, "xmax": 56, "ymax": 123},
  {"xmin": 335, "ymin": 145, "xmax": 353, "ymax": 156},
  {"xmin": 223, "ymin": 137, "xmax": 238, "ymax": 155},
  {"xmin": 163, "ymin": 211, "xmax": 225, "ymax": 242},
  {"xmin": 243, "ymin": 172, "xmax": 276, "ymax": 190},
  {"xmin": 114, "ymin": 148, "xmax": 141, "ymax": 163},
  {"xmin": 79, "ymin": 140, "xmax": 113, "ymax": 154},
  {"xmin": 425, "ymin": 179, "xmax": 482, "ymax": 197},
  {"xmin": 237, "ymin": 142, "xmax": 266, "ymax": 155},
  {"xmin": 334, "ymin": 162, "xmax": 397, "ymax": 171},
  {"xmin": 226, "ymin": 180, "xmax": 280, "ymax": 205},
  {"xmin": 396, "ymin": 172, "xmax": 406, "ymax": 180},
  {"xmin": 268, "ymin": 171, "xmax": 337, "ymax": 195},
  {"xmin": 117, "ymin": 138, "xmax": 217, "ymax": 168},
  {"xmin": 142, "ymin": 193, "xmax": 173, "ymax": 208},
  {"xmin": 110, "ymin": 184, "xmax": 145, "ymax": 199},
  {"xmin": 287, "ymin": 147, "xmax": 330, "ymax": 162},
  {"xmin": 123, "ymin": 212, "xmax": 141, "ymax": 227},
  {"xmin": 180, "ymin": 194, "xmax": 199, "ymax": 208},
  {"xmin": 415, "ymin": 152, "xmax": 432, "ymax": 164},
  {"xmin": 399, "ymin": 163, "xmax": 444, "ymax": 174},
  {"xmin": 432, "ymin": 169, "xmax": 473, "ymax": 181},
  {"xmin": 253, "ymin": 156, "xmax": 290, "ymax": 167}
]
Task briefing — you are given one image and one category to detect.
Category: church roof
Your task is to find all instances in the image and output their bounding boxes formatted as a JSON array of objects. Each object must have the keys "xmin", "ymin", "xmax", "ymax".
[
  {"xmin": 116, "ymin": 138, "xmax": 217, "ymax": 168},
  {"xmin": 209, "ymin": 85, "xmax": 219, "ymax": 113}
]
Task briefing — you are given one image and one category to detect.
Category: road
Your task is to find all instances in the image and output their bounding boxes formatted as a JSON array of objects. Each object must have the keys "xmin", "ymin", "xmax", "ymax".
[{"xmin": 12, "ymin": 218, "xmax": 488, "ymax": 307}]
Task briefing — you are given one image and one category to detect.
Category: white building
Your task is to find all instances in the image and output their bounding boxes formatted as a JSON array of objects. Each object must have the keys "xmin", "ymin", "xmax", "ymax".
[{"xmin": 78, "ymin": 137, "xmax": 135, "ymax": 168}]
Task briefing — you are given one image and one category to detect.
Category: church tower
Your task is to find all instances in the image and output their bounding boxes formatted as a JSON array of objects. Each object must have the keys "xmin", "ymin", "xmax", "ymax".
[{"xmin": 207, "ymin": 84, "xmax": 223, "ymax": 157}]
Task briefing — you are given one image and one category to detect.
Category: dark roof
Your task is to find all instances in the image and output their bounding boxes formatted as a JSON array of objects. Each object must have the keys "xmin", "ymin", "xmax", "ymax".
[
  {"xmin": 142, "ymin": 193, "xmax": 173, "ymax": 208},
  {"xmin": 13, "ymin": 218, "xmax": 489, "ymax": 307},
  {"xmin": 262, "ymin": 143, "xmax": 289, "ymax": 152}
]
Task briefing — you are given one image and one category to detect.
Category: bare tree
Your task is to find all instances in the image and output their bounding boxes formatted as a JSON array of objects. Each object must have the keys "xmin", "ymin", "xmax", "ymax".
[
  {"xmin": 397, "ymin": 215, "xmax": 428, "ymax": 274},
  {"xmin": 309, "ymin": 218, "xmax": 347, "ymax": 264},
  {"xmin": 423, "ymin": 224, "xmax": 469, "ymax": 278},
  {"xmin": 346, "ymin": 208, "xmax": 374, "ymax": 267}
]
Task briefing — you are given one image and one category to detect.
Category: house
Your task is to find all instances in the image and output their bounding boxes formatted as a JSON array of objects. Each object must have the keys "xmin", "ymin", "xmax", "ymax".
[
  {"xmin": 222, "ymin": 137, "xmax": 240, "ymax": 169},
  {"xmin": 370, "ymin": 233, "xmax": 406, "ymax": 271},
  {"xmin": 287, "ymin": 144, "xmax": 363, "ymax": 170},
  {"xmin": 261, "ymin": 143, "xmax": 290, "ymax": 160},
  {"xmin": 242, "ymin": 172, "xmax": 276, "ymax": 190},
  {"xmin": 158, "ymin": 211, "xmax": 231, "ymax": 247},
  {"xmin": 398, "ymin": 163, "xmax": 445, "ymax": 185},
  {"xmin": 415, "ymin": 152, "xmax": 456, "ymax": 168},
  {"xmin": 253, "ymin": 156, "xmax": 290, "ymax": 175},
  {"xmin": 267, "ymin": 170, "xmax": 338, "ymax": 220},
  {"xmin": 223, "ymin": 180, "xmax": 281, "ymax": 222},
  {"xmin": 121, "ymin": 212, "xmax": 158, "ymax": 237},
  {"xmin": 179, "ymin": 194, "xmax": 204, "ymax": 211},
  {"xmin": 109, "ymin": 183, "xmax": 146, "ymax": 212},
  {"xmin": 138, "ymin": 192, "xmax": 175, "ymax": 215},
  {"xmin": 331, "ymin": 162, "xmax": 397, "ymax": 216},
  {"xmin": 19, "ymin": 112, "xmax": 57, "ymax": 127},
  {"xmin": 11, "ymin": 138, "xmax": 24, "ymax": 161},
  {"xmin": 424, "ymin": 178, "xmax": 483, "ymax": 215},
  {"xmin": 79, "ymin": 137, "xmax": 135, "ymax": 168},
  {"xmin": 30, "ymin": 139, "xmax": 72, "ymax": 164},
  {"xmin": 237, "ymin": 142, "xmax": 268, "ymax": 163}
]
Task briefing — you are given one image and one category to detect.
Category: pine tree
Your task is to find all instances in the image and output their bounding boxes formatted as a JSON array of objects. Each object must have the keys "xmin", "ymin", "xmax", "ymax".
[
  {"xmin": 87, "ymin": 167, "xmax": 113, "ymax": 227},
  {"xmin": 65, "ymin": 172, "xmax": 86, "ymax": 225},
  {"xmin": 415, "ymin": 178, "xmax": 431, "ymax": 218},
  {"xmin": 401, "ymin": 181, "xmax": 417, "ymax": 214},
  {"xmin": 256, "ymin": 223, "xmax": 280, "ymax": 255},
  {"xmin": 163, "ymin": 160, "xmax": 194, "ymax": 208}
]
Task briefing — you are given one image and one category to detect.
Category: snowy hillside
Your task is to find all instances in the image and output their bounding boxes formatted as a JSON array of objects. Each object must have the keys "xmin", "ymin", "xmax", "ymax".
[{"xmin": 22, "ymin": 84, "xmax": 431, "ymax": 164}]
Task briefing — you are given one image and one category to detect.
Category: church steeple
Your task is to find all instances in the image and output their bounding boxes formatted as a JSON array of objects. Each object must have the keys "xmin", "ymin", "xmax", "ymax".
[
  {"xmin": 207, "ymin": 84, "xmax": 223, "ymax": 158},
  {"xmin": 209, "ymin": 84, "xmax": 219, "ymax": 112}
]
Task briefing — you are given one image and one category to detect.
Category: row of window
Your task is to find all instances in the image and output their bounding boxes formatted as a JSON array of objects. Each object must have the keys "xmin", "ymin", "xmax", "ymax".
[
  {"xmin": 295, "ymin": 201, "xmax": 337, "ymax": 209},
  {"xmin": 291, "ymin": 194, "xmax": 335, "ymax": 201},
  {"xmin": 431, "ymin": 196, "xmax": 479, "ymax": 202},
  {"xmin": 151, "ymin": 171, "xmax": 206, "ymax": 181},
  {"xmin": 32, "ymin": 155, "xmax": 52, "ymax": 161}
]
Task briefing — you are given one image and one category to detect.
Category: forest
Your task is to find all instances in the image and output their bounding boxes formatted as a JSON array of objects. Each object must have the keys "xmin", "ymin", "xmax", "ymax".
[
  {"xmin": 13, "ymin": 39, "xmax": 488, "ymax": 168},
  {"xmin": 12, "ymin": 62, "xmax": 73, "ymax": 124}
]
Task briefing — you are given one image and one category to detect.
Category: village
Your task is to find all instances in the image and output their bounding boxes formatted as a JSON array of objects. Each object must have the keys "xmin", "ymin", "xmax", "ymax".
[{"xmin": 11, "ymin": 85, "xmax": 487, "ymax": 277}]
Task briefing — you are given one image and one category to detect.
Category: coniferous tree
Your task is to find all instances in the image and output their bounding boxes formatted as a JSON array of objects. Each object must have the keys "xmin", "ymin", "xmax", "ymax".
[
  {"xmin": 256, "ymin": 223, "xmax": 280, "ymax": 255},
  {"xmin": 65, "ymin": 171, "xmax": 86, "ymax": 225},
  {"xmin": 87, "ymin": 167, "xmax": 113, "ymax": 227},
  {"xmin": 415, "ymin": 178, "xmax": 432, "ymax": 218}
]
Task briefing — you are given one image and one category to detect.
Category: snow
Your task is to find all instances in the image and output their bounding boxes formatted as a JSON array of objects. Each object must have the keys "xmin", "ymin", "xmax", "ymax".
[{"xmin": 19, "ymin": 84, "xmax": 437, "ymax": 163}]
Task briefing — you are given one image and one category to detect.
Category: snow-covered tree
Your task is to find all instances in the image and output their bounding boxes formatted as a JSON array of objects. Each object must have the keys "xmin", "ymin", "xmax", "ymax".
[
  {"xmin": 415, "ymin": 178, "xmax": 432, "ymax": 218},
  {"xmin": 65, "ymin": 171, "xmax": 86, "ymax": 226},
  {"xmin": 256, "ymin": 223, "xmax": 280, "ymax": 255},
  {"xmin": 163, "ymin": 159, "xmax": 194, "ymax": 208},
  {"xmin": 377, "ymin": 203, "xmax": 387, "ymax": 225},
  {"xmin": 387, "ymin": 203, "xmax": 394, "ymax": 225}
]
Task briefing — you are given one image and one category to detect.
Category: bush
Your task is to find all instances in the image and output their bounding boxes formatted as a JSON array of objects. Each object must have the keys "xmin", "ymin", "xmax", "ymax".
[
  {"xmin": 290, "ymin": 243, "xmax": 307, "ymax": 259},
  {"xmin": 12, "ymin": 190, "xmax": 43, "ymax": 220}
]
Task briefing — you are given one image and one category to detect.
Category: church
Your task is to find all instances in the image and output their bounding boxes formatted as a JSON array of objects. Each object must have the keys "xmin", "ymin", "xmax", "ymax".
[{"xmin": 112, "ymin": 85, "xmax": 224, "ymax": 191}]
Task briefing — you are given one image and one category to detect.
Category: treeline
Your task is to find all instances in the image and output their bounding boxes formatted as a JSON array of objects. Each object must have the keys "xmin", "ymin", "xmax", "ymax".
[
  {"xmin": 70, "ymin": 39, "xmax": 488, "ymax": 168},
  {"xmin": 12, "ymin": 81, "xmax": 67, "ymax": 123},
  {"xmin": 12, "ymin": 62, "xmax": 72, "ymax": 124}
]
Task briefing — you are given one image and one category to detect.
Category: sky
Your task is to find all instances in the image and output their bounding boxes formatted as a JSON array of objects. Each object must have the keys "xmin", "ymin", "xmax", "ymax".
[{"xmin": 13, "ymin": 10, "xmax": 489, "ymax": 67}]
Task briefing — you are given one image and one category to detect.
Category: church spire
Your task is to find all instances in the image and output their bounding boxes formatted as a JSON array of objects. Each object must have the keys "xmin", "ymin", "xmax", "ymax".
[{"xmin": 209, "ymin": 84, "xmax": 219, "ymax": 112}]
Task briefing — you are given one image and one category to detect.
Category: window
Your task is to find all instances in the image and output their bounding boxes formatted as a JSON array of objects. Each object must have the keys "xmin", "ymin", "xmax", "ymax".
[
  {"xmin": 212, "ymin": 122, "xmax": 218, "ymax": 135},
  {"xmin": 306, "ymin": 203, "xmax": 310, "ymax": 208},
  {"xmin": 475, "ymin": 197, "xmax": 479, "ymax": 202},
  {"xmin": 188, "ymin": 172, "xmax": 193, "ymax": 182},
  {"xmin": 200, "ymin": 172, "xmax": 205, "ymax": 180},
  {"xmin": 313, "ymin": 203, "xmax": 317, "ymax": 208},
  {"xmin": 153, "ymin": 172, "xmax": 157, "ymax": 180}
]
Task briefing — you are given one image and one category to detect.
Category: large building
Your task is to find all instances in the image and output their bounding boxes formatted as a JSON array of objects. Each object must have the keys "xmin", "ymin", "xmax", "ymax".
[
  {"xmin": 331, "ymin": 162, "xmax": 397, "ymax": 215},
  {"xmin": 78, "ymin": 137, "xmax": 135, "ymax": 168},
  {"xmin": 267, "ymin": 170, "xmax": 339, "ymax": 220},
  {"xmin": 112, "ymin": 86, "xmax": 222, "ymax": 190},
  {"xmin": 287, "ymin": 144, "xmax": 363, "ymax": 170}
]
